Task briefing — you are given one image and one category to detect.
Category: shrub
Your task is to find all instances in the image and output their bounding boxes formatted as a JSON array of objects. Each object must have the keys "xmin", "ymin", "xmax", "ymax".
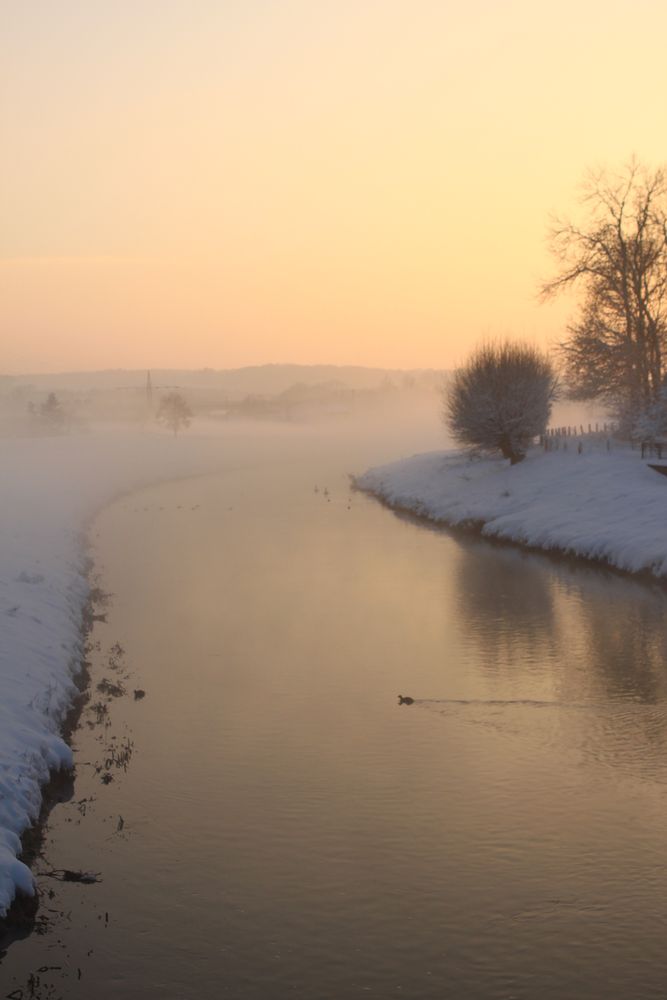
[{"xmin": 445, "ymin": 342, "xmax": 558, "ymax": 464}]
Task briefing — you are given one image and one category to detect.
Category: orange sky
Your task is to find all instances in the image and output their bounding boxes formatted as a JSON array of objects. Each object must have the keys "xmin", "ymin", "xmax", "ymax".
[{"xmin": 2, "ymin": 0, "xmax": 667, "ymax": 373}]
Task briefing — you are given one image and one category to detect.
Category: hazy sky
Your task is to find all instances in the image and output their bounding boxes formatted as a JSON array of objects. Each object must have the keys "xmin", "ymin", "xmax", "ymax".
[{"xmin": 2, "ymin": 0, "xmax": 667, "ymax": 373}]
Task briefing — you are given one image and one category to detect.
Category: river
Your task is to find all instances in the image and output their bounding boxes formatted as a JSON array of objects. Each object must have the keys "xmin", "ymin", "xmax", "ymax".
[{"xmin": 3, "ymin": 422, "xmax": 667, "ymax": 999}]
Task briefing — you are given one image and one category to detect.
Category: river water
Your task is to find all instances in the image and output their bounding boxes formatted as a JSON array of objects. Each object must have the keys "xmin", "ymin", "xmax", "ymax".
[{"xmin": 3, "ymin": 422, "xmax": 667, "ymax": 999}]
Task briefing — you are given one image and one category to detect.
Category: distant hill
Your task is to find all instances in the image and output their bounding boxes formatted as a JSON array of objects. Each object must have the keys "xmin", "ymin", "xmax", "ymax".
[{"xmin": 3, "ymin": 364, "xmax": 445, "ymax": 399}]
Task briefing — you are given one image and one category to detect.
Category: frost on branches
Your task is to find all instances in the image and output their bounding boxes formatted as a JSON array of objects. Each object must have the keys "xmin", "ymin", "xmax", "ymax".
[
  {"xmin": 444, "ymin": 342, "xmax": 558, "ymax": 465},
  {"xmin": 542, "ymin": 160, "xmax": 667, "ymax": 435},
  {"xmin": 633, "ymin": 388, "xmax": 667, "ymax": 445}
]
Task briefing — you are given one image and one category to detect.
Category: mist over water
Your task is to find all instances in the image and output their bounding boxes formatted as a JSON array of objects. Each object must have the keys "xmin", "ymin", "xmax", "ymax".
[
  {"xmin": 5, "ymin": 0, "xmax": 666, "ymax": 989},
  {"xmin": 3, "ymin": 406, "xmax": 667, "ymax": 999}
]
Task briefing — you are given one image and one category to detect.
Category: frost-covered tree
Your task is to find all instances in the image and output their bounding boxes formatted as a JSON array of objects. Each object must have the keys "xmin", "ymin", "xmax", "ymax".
[
  {"xmin": 633, "ymin": 387, "xmax": 667, "ymax": 444},
  {"xmin": 542, "ymin": 160, "xmax": 667, "ymax": 431},
  {"xmin": 156, "ymin": 392, "xmax": 192, "ymax": 436},
  {"xmin": 39, "ymin": 392, "xmax": 66, "ymax": 431},
  {"xmin": 445, "ymin": 342, "xmax": 558, "ymax": 464}
]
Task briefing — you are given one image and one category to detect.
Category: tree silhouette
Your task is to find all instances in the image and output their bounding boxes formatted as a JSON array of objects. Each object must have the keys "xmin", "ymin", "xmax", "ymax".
[
  {"xmin": 542, "ymin": 160, "xmax": 667, "ymax": 431},
  {"xmin": 157, "ymin": 392, "xmax": 192, "ymax": 436},
  {"xmin": 39, "ymin": 392, "xmax": 66, "ymax": 430},
  {"xmin": 445, "ymin": 342, "xmax": 558, "ymax": 464}
]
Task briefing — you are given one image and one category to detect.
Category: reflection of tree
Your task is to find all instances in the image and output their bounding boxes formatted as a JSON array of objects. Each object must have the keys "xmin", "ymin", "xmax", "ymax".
[
  {"xmin": 452, "ymin": 531, "xmax": 667, "ymax": 777},
  {"xmin": 452, "ymin": 537, "xmax": 559, "ymax": 678},
  {"xmin": 569, "ymin": 576, "xmax": 667, "ymax": 705},
  {"xmin": 567, "ymin": 578, "xmax": 667, "ymax": 776}
]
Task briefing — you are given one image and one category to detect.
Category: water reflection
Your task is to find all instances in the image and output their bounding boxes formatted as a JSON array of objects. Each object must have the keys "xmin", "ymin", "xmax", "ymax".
[
  {"xmin": 450, "ymin": 532, "xmax": 667, "ymax": 782},
  {"xmin": 452, "ymin": 536, "xmax": 560, "ymax": 675},
  {"xmin": 6, "ymin": 446, "xmax": 667, "ymax": 1000},
  {"xmin": 572, "ymin": 578, "xmax": 667, "ymax": 703}
]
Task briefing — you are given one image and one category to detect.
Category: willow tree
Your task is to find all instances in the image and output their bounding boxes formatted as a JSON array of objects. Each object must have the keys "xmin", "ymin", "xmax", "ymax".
[
  {"xmin": 445, "ymin": 342, "xmax": 558, "ymax": 465},
  {"xmin": 542, "ymin": 160, "xmax": 667, "ymax": 429}
]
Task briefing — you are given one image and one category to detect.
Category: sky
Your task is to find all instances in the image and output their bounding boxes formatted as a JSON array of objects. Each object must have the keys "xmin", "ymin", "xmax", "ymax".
[{"xmin": 2, "ymin": 0, "xmax": 667, "ymax": 373}]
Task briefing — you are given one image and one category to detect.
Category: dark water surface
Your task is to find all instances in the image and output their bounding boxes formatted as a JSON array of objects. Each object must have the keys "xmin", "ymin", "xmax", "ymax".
[{"xmin": 4, "ymin": 427, "xmax": 667, "ymax": 999}]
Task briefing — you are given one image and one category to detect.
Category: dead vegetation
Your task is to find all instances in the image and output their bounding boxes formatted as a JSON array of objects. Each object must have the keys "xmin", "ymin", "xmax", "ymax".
[
  {"xmin": 96, "ymin": 677, "xmax": 126, "ymax": 698},
  {"xmin": 40, "ymin": 869, "xmax": 102, "ymax": 885}
]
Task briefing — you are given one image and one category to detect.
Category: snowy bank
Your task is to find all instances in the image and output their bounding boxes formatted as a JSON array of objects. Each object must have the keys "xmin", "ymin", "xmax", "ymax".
[
  {"xmin": 0, "ymin": 423, "xmax": 276, "ymax": 919},
  {"xmin": 0, "ymin": 408, "xmax": 448, "ymax": 922},
  {"xmin": 357, "ymin": 445, "xmax": 667, "ymax": 579}
]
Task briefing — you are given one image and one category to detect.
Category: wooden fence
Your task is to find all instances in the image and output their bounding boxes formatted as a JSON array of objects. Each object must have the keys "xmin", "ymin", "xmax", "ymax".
[{"xmin": 541, "ymin": 423, "xmax": 616, "ymax": 452}]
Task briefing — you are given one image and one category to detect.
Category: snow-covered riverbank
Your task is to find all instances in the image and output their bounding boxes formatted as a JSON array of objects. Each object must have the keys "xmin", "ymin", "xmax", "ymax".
[
  {"xmin": 0, "ymin": 423, "xmax": 264, "ymax": 920},
  {"xmin": 0, "ymin": 407, "xmax": 450, "ymax": 923},
  {"xmin": 357, "ymin": 444, "xmax": 667, "ymax": 579},
  {"xmin": 4, "ymin": 419, "xmax": 664, "ymax": 923}
]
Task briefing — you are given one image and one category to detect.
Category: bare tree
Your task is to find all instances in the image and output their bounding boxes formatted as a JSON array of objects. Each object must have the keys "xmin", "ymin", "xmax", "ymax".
[
  {"xmin": 542, "ymin": 160, "xmax": 667, "ymax": 429},
  {"xmin": 633, "ymin": 386, "xmax": 667, "ymax": 445},
  {"xmin": 445, "ymin": 342, "xmax": 558, "ymax": 464},
  {"xmin": 39, "ymin": 392, "xmax": 66, "ymax": 431},
  {"xmin": 157, "ymin": 392, "xmax": 192, "ymax": 436}
]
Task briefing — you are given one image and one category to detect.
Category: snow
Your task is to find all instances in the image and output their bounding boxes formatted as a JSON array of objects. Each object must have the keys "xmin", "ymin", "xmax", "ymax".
[
  {"xmin": 0, "ymin": 404, "xmax": 448, "ymax": 920},
  {"xmin": 357, "ymin": 442, "xmax": 667, "ymax": 578},
  {"xmin": 0, "ymin": 423, "xmax": 259, "ymax": 918},
  {"xmin": 2, "ymin": 417, "xmax": 665, "ymax": 920}
]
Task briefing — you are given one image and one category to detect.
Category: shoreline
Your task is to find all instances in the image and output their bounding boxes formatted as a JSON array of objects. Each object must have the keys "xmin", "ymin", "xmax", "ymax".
[
  {"xmin": 0, "ymin": 426, "xmax": 245, "ymax": 929},
  {"xmin": 3, "ymin": 431, "xmax": 664, "ymax": 945},
  {"xmin": 0, "ymin": 419, "xmax": 448, "ymax": 943},
  {"xmin": 0, "ymin": 580, "xmax": 100, "ymax": 944},
  {"xmin": 355, "ymin": 445, "xmax": 667, "ymax": 584},
  {"xmin": 357, "ymin": 482, "xmax": 667, "ymax": 589}
]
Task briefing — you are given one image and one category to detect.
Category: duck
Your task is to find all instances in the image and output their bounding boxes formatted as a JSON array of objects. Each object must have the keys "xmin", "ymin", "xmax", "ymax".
[{"xmin": 398, "ymin": 695, "xmax": 414, "ymax": 705}]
